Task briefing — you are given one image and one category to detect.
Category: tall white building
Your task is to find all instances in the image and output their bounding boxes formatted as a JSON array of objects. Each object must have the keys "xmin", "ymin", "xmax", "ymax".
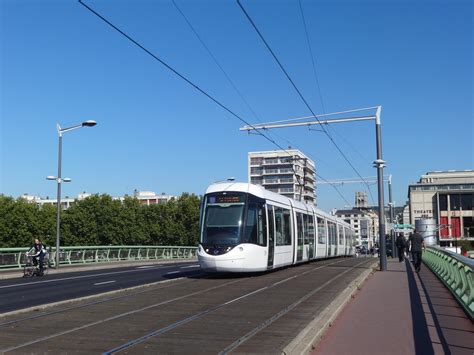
[{"xmin": 248, "ymin": 149, "xmax": 316, "ymax": 204}]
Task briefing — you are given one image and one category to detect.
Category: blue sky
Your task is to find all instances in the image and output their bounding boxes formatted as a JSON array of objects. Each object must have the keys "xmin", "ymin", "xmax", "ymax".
[{"xmin": 1, "ymin": 0, "xmax": 472, "ymax": 212}]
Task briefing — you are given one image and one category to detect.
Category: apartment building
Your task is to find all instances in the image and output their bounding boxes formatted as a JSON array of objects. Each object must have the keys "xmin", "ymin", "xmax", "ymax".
[
  {"xmin": 248, "ymin": 149, "xmax": 316, "ymax": 204},
  {"xmin": 334, "ymin": 208, "xmax": 375, "ymax": 247}
]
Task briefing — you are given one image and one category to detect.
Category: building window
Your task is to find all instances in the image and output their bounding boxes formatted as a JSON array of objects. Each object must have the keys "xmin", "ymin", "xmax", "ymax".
[
  {"xmin": 463, "ymin": 217, "xmax": 474, "ymax": 238},
  {"xmin": 461, "ymin": 194, "xmax": 473, "ymax": 211},
  {"xmin": 450, "ymin": 194, "xmax": 461, "ymax": 211},
  {"xmin": 250, "ymin": 157, "xmax": 263, "ymax": 165},
  {"xmin": 439, "ymin": 194, "xmax": 448, "ymax": 211}
]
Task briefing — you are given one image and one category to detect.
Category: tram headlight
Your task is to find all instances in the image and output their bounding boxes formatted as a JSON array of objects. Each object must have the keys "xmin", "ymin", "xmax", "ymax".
[{"xmin": 239, "ymin": 246, "xmax": 244, "ymax": 252}]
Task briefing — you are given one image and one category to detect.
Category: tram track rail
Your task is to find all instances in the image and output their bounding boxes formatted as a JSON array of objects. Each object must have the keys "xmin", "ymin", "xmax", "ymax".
[{"xmin": 0, "ymin": 257, "xmax": 375, "ymax": 354}]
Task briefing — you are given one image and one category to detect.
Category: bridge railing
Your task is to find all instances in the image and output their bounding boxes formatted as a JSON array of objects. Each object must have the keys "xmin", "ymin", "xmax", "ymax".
[
  {"xmin": 423, "ymin": 246, "xmax": 473, "ymax": 320},
  {"xmin": 0, "ymin": 245, "xmax": 198, "ymax": 269}
]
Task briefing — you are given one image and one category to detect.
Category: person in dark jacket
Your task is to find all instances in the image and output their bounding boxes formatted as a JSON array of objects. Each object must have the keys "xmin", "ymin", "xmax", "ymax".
[
  {"xmin": 410, "ymin": 232, "xmax": 425, "ymax": 273},
  {"xmin": 29, "ymin": 238, "xmax": 46, "ymax": 275},
  {"xmin": 395, "ymin": 233, "xmax": 406, "ymax": 262}
]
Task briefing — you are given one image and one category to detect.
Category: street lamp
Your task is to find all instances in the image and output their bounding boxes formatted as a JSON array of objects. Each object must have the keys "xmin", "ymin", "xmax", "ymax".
[{"xmin": 48, "ymin": 120, "xmax": 97, "ymax": 268}]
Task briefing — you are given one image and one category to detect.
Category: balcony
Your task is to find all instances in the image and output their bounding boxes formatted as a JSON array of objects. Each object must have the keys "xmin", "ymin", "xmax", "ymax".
[{"xmin": 263, "ymin": 178, "xmax": 295, "ymax": 185}]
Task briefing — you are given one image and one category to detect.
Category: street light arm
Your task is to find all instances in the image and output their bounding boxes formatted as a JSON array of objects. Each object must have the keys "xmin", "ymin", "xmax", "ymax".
[
  {"xmin": 59, "ymin": 124, "xmax": 84, "ymax": 135},
  {"xmin": 58, "ymin": 120, "xmax": 97, "ymax": 135}
]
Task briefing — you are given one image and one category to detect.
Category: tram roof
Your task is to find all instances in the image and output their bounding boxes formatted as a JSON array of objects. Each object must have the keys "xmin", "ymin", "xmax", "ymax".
[{"xmin": 205, "ymin": 182, "xmax": 350, "ymax": 227}]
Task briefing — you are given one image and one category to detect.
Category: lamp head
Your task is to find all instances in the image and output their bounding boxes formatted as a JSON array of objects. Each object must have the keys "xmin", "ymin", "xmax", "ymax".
[{"xmin": 82, "ymin": 120, "xmax": 97, "ymax": 127}]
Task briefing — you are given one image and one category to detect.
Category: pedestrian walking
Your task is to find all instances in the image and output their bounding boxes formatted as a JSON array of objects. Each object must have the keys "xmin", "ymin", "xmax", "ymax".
[
  {"xmin": 405, "ymin": 237, "xmax": 410, "ymax": 258},
  {"xmin": 395, "ymin": 233, "xmax": 405, "ymax": 262},
  {"xmin": 410, "ymin": 232, "xmax": 425, "ymax": 273}
]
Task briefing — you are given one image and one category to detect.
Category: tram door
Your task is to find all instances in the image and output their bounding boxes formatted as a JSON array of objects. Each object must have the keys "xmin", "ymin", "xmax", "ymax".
[
  {"xmin": 267, "ymin": 206, "xmax": 275, "ymax": 268},
  {"xmin": 296, "ymin": 213, "xmax": 303, "ymax": 261},
  {"xmin": 306, "ymin": 214, "xmax": 315, "ymax": 259}
]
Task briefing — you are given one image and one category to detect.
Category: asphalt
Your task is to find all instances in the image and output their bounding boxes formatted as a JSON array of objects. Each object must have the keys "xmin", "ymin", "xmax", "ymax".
[{"xmin": 0, "ymin": 260, "xmax": 201, "ymax": 314}]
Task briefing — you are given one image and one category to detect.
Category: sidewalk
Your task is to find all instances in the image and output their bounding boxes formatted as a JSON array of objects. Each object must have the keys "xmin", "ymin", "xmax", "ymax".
[{"xmin": 313, "ymin": 258, "xmax": 474, "ymax": 355}]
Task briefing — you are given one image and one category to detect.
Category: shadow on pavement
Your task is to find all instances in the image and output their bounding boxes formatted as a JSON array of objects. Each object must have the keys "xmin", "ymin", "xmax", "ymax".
[{"xmin": 405, "ymin": 259, "xmax": 435, "ymax": 355}]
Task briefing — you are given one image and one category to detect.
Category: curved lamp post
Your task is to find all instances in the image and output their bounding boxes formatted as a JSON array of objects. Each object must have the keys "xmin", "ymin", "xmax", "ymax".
[{"xmin": 48, "ymin": 120, "xmax": 97, "ymax": 268}]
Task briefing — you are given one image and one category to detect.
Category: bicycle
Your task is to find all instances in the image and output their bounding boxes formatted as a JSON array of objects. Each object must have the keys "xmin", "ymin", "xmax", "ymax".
[{"xmin": 23, "ymin": 251, "xmax": 50, "ymax": 278}]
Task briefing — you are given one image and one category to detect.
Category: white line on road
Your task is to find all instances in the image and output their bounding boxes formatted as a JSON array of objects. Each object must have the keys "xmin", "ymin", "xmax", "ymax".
[
  {"xmin": 165, "ymin": 271, "xmax": 180, "ymax": 275},
  {"xmin": 180, "ymin": 265, "xmax": 200, "ymax": 269},
  {"xmin": 0, "ymin": 264, "xmax": 177, "ymax": 290},
  {"xmin": 136, "ymin": 266, "xmax": 158, "ymax": 269},
  {"xmin": 94, "ymin": 280, "xmax": 116, "ymax": 286}
]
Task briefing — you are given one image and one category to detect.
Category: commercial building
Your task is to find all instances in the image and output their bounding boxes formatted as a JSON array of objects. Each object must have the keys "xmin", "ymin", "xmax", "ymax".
[
  {"xmin": 408, "ymin": 170, "xmax": 474, "ymax": 245},
  {"xmin": 248, "ymin": 149, "xmax": 316, "ymax": 204}
]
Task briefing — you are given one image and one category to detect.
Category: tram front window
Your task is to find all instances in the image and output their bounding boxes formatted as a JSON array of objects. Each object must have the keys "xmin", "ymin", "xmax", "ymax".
[{"xmin": 202, "ymin": 194, "xmax": 245, "ymax": 246}]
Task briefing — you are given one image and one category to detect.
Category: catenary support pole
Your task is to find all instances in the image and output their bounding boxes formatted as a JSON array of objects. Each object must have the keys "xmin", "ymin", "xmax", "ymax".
[{"xmin": 375, "ymin": 107, "xmax": 387, "ymax": 271}]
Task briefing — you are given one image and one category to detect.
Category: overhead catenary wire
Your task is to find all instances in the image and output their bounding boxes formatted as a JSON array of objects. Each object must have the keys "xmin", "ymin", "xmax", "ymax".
[
  {"xmin": 298, "ymin": 0, "xmax": 325, "ymax": 114},
  {"xmin": 78, "ymin": 0, "xmax": 350, "ymax": 206},
  {"xmin": 171, "ymin": 0, "xmax": 263, "ymax": 124},
  {"xmin": 237, "ymin": 0, "xmax": 376, "ymax": 205},
  {"xmin": 171, "ymin": 0, "xmax": 300, "ymax": 165},
  {"xmin": 298, "ymin": 0, "xmax": 374, "ymax": 203},
  {"xmin": 78, "ymin": 1, "xmax": 283, "ymax": 152}
]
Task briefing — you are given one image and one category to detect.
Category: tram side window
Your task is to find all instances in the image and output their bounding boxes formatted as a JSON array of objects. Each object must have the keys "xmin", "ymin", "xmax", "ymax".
[
  {"xmin": 275, "ymin": 207, "xmax": 292, "ymax": 246},
  {"xmin": 338, "ymin": 225, "xmax": 344, "ymax": 245},
  {"xmin": 344, "ymin": 228, "xmax": 350, "ymax": 246},
  {"xmin": 328, "ymin": 222, "xmax": 336, "ymax": 245},
  {"xmin": 297, "ymin": 213, "xmax": 304, "ymax": 246},
  {"xmin": 268, "ymin": 206, "xmax": 275, "ymax": 246},
  {"xmin": 283, "ymin": 209, "xmax": 291, "ymax": 245},
  {"xmin": 244, "ymin": 203, "xmax": 267, "ymax": 246},
  {"xmin": 304, "ymin": 214, "xmax": 314, "ymax": 244},
  {"xmin": 317, "ymin": 217, "xmax": 327, "ymax": 244}
]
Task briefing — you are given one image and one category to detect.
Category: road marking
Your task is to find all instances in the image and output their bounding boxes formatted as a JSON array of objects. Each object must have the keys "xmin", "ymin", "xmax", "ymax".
[
  {"xmin": 165, "ymin": 271, "xmax": 180, "ymax": 275},
  {"xmin": 180, "ymin": 265, "xmax": 200, "ymax": 269},
  {"xmin": 0, "ymin": 264, "xmax": 176, "ymax": 290},
  {"xmin": 136, "ymin": 266, "xmax": 157, "ymax": 269},
  {"xmin": 94, "ymin": 280, "xmax": 116, "ymax": 286}
]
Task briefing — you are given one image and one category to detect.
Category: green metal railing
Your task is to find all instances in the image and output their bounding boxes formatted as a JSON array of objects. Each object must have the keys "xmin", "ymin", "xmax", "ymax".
[
  {"xmin": 0, "ymin": 246, "xmax": 197, "ymax": 270},
  {"xmin": 423, "ymin": 246, "xmax": 473, "ymax": 320}
]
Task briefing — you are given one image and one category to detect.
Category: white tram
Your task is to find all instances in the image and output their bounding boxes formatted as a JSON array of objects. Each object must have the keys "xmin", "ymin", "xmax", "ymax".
[{"xmin": 197, "ymin": 182, "xmax": 355, "ymax": 272}]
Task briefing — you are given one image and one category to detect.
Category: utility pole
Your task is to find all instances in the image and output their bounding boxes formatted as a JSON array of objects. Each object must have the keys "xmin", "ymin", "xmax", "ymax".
[{"xmin": 240, "ymin": 106, "xmax": 388, "ymax": 271}]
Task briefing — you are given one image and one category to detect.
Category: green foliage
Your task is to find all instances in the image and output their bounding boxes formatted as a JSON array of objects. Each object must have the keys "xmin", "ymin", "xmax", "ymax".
[{"xmin": 0, "ymin": 193, "xmax": 201, "ymax": 248}]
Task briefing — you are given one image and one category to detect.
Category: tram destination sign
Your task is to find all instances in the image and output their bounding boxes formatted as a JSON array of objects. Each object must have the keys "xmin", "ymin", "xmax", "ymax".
[{"xmin": 213, "ymin": 194, "xmax": 244, "ymax": 204}]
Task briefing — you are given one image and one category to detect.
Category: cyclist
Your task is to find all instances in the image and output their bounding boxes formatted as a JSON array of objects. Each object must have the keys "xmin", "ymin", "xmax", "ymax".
[{"xmin": 29, "ymin": 238, "xmax": 46, "ymax": 275}]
